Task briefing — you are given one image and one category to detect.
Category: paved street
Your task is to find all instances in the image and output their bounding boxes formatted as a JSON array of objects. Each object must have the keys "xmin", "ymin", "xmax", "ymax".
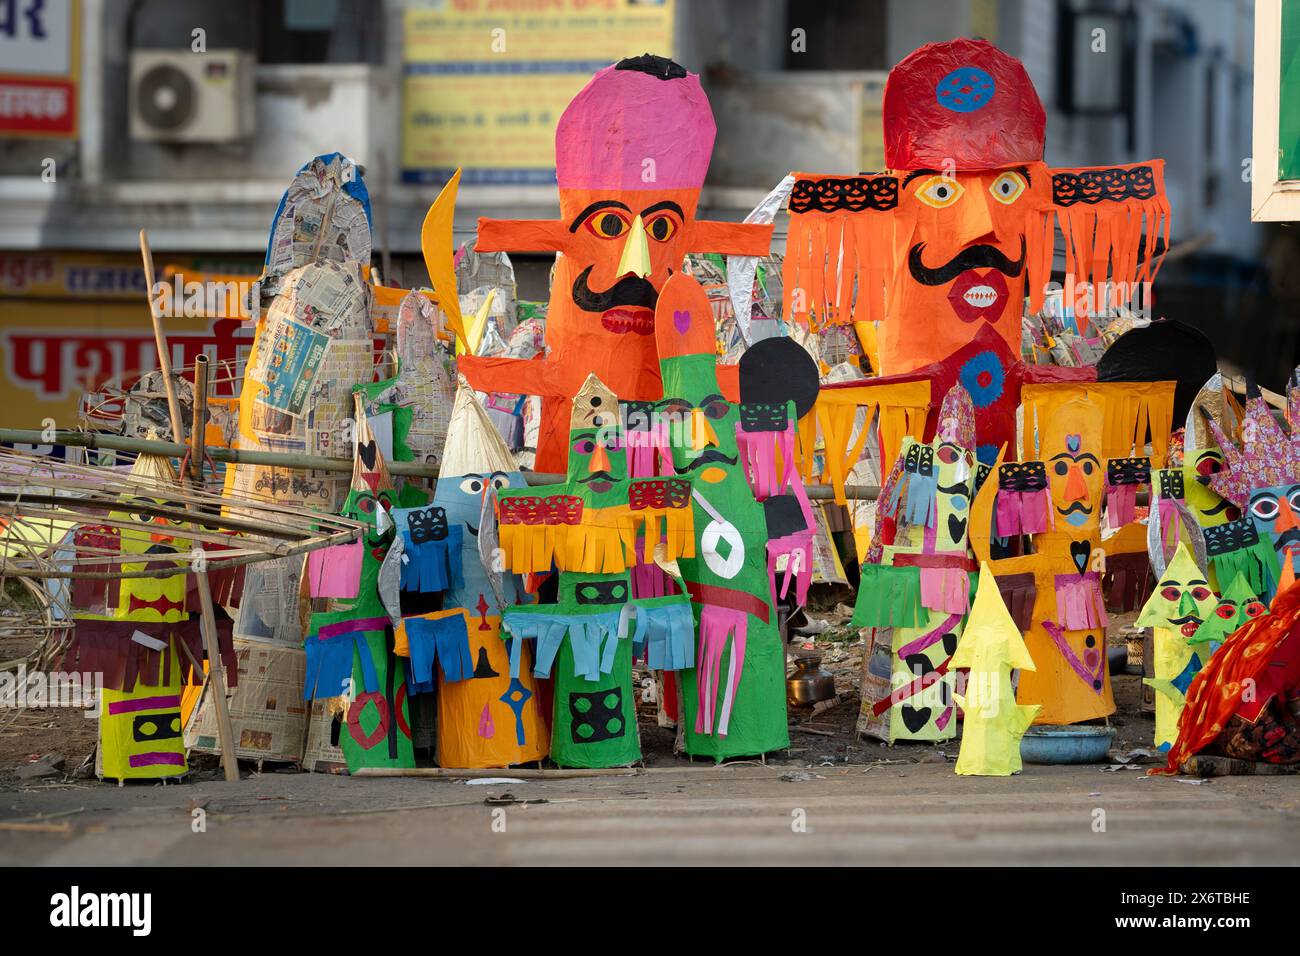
[{"xmin": 2, "ymin": 762, "xmax": 1297, "ymax": 866}]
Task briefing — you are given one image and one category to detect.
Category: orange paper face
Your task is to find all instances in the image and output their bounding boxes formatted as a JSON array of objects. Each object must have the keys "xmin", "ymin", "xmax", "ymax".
[
  {"xmin": 555, "ymin": 186, "xmax": 703, "ymax": 338},
  {"xmin": 967, "ymin": 390, "xmax": 1116, "ymax": 726},
  {"xmin": 1025, "ymin": 394, "xmax": 1111, "ymax": 724},
  {"xmin": 1040, "ymin": 396, "xmax": 1105, "ymax": 535},
  {"xmin": 533, "ymin": 186, "xmax": 703, "ymax": 418},
  {"xmin": 879, "ymin": 163, "xmax": 1049, "ymax": 375}
]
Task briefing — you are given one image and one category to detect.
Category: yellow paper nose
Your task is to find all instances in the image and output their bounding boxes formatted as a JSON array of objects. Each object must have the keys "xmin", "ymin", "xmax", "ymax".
[
  {"xmin": 615, "ymin": 214, "xmax": 652, "ymax": 279},
  {"xmin": 955, "ymin": 186, "xmax": 995, "ymax": 247},
  {"xmin": 690, "ymin": 407, "xmax": 718, "ymax": 450}
]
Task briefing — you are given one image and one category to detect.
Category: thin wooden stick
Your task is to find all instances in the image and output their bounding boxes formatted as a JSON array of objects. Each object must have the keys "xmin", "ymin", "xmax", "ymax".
[
  {"xmin": 186, "ymin": 354, "xmax": 239, "ymax": 783},
  {"xmin": 354, "ymin": 766, "xmax": 644, "ymax": 780},
  {"xmin": 138, "ymin": 230, "xmax": 185, "ymax": 444},
  {"xmin": 137, "ymin": 242, "xmax": 239, "ymax": 784}
]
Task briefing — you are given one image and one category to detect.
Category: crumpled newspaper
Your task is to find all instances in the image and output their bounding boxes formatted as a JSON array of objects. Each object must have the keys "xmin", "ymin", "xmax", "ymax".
[{"xmin": 727, "ymin": 174, "xmax": 796, "ymax": 344}]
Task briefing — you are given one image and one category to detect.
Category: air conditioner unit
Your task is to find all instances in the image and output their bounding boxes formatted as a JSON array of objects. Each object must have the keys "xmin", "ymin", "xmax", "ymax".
[{"xmin": 129, "ymin": 49, "xmax": 256, "ymax": 143}]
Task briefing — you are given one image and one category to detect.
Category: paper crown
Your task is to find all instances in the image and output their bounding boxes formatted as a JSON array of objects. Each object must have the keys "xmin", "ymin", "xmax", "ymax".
[
  {"xmin": 439, "ymin": 383, "xmax": 519, "ymax": 479},
  {"xmin": 555, "ymin": 54, "xmax": 716, "ymax": 191},
  {"xmin": 936, "ymin": 383, "xmax": 976, "ymax": 451},
  {"xmin": 1208, "ymin": 375, "xmax": 1300, "ymax": 507},
  {"xmin": 882, "ymin": 38, "xmax": 1046, "ymax": 171}
]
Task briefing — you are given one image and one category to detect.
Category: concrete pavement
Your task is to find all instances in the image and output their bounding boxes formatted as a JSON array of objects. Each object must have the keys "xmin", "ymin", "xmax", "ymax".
[{"xmin": 2, "ymin": 762, "xmax": 1297, "ymax": 865}]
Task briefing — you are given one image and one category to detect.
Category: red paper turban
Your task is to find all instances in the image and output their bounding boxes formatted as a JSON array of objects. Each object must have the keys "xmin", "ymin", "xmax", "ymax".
[{"xmin": 882, "ymin": 37, "xmax": 1046, "ymax": 171}]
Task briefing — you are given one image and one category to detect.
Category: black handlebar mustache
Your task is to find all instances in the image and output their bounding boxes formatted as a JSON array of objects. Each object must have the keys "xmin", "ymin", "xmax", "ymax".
[
  {"xmin": 571, "ymin": 265, "xmax": 659, "ymax": 313},
  {"xmin": 908, "ymin": 236, "xmax": 1026, "ymax": 286}
]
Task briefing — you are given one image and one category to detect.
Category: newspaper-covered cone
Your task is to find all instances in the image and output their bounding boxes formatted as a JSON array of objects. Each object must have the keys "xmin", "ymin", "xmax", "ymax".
[{"xmin": 439, "ymin": 384, "xmax": 519, "ymax": 481}]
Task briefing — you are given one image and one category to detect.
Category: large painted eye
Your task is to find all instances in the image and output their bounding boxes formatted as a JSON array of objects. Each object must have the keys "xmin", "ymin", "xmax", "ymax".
[
  {"xmin": 657, "ymin": 398, "xmax": 692, "ymax": 420},
  {"xmin": 1191, "ymin": 586, "xmax": 1212, "ymax": 602},
  {"xmin": 1288, "ymin": 487, "xmax": 1300, "ymax": 512},
  {"xmin": 1250, "ymin": 493, "xmax": 1279, "ymax": 521},
  {"xmin": 572, "ymin": 438, "xmax": 595, "ymax": 455},
  {"xmin": 1216, "ymin": 601, "xmax": 1237, "ymax": 619},
  {"xmin": 1160, "ymin": 586, "xmax": 1181, "ymax": 602},
  {"xmin": 584, "ymin": 209, "xmax": 630, "ymax": 239},
  {"xmin": 1194, "ymin": 454, "xmax": 1223, "ymax": 476},
  {"xmin": 1245, "ymin": 601, "xmax": 1267, "ymax": 618},
  {"xmin": 937, "ymin": 445, "xmax": 959, "ymax": 464},
  {"xmin": 129, "ymin": 496, "xmax": 159, "ymax": 524},
  {"xmin": 915, "ymin": 175, "xmax": 964, "ymax": 209},
  {"xmin": 355, "ymin": 495, "xmax": 376, "ymax": 514},
  {"xmin": 1054, "ymin": 461, "xmax": 1069, "ymax": 476},
  {"xmin": 645, "ymin": 214, "xmax": 678, "ymax": 242},
  {"xmin": 701, "ymin": 399, "xmax": 729, "ymax": 420},
  {"xmin": 988, "ymin": 171, "xmax": 1027, "ymax": 205},
  {"xmin": 458, "ymin": 477, "xmax": 485, "ymax": 495},
  {"xmin": 490, "ymin": 473, "xmax": 510, "ymax": 491}
]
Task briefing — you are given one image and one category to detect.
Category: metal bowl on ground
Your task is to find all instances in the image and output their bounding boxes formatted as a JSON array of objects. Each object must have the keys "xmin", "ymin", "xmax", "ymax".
[
  {"xmin": 1020, "ymin": 725, "xmax": 1117, "ymax": 764},
  {"xmin": 787, "ymin": 652, "xmax": 836, "ymax": 706}
]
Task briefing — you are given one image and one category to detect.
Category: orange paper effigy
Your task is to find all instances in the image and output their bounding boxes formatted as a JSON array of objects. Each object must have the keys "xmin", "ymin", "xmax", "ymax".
[
  {"xmin": 781, "ymin": 39, "xmax": 1170, "ymax": 463},
  {"xmin": 457, "ymin": 55, "xmax": 771, "ymax": 475}
]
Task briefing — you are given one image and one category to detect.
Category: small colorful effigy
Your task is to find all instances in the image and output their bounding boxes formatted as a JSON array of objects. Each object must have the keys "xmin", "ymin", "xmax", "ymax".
[
  {"xmin": 853, "ymin": 384, "xmax": 979, "ymax": 743},
  {"xmin": 496, "ymin": 374, "xmax": 697, "ymax": 768},
  {"xmin": 1135, "ymin": 542, "xmax": 1218, "ymax": 751}
]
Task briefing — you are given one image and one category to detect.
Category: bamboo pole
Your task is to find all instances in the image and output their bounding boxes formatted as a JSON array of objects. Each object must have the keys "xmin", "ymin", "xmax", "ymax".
[
  {"xmin": 137, "ymin": 235, "xmax": 240, "ymax": 784},
  {"xmin": 0, "ymin": 428, "xmax": 884, "ymax": 500},
  {"xmin": 186, "ymin": 355, "xmax": 240, "ymax": 783},
  {"xmin": 354, "ymin": 766, "xmax": 644, "ymax": 780},
  {"xmin": 0, "ymin": 428, "xmax": 440, "ymax": 479},
  {"xmin": 138, "ymin": 230, "xmax": 186, "ymax": 444}
]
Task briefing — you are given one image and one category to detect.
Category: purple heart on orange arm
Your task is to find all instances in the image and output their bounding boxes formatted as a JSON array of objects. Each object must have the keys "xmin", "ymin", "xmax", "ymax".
[{"xmin": 673, "ymin": 310, "xmax": 691, "ymax": 333}]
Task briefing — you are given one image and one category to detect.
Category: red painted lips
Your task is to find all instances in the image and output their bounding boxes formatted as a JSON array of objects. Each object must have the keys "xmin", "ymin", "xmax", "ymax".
[
  {"xmin": 947, "ymin": 269, "xmax": 1009, "ymax": 324},
  {"xmin": 600, "ymin": 307, "xmax": 655, "ymax": 335}
]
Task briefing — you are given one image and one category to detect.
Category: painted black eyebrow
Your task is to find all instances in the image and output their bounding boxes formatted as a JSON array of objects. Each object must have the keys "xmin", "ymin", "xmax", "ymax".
[
  {"xmin": 1049, "ymin": 452, "xmax": 1100, "ymax": 464},
  {"xmin": 568, "ymin": 200, "xmax": 631, "ymax": 233},
  {"xmin": 1013, "ymin": 165, "xmax": 1032, "ymax": 186},
  {"xmin": 640, "ymin": 200, "xmax": 685, "ymax": 219},
  {"xmin": 901, "ymin": 169, "xmax": 941, "ymax": 189}
]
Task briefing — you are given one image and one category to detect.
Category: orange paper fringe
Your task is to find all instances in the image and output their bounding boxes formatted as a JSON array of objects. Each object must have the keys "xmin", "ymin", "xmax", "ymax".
[{"xmin": 783, "ymin": 161, "xmax": 1169, "ymax": 329}]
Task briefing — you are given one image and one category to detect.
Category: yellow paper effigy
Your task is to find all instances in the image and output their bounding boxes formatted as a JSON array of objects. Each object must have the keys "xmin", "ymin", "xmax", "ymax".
[{"xmin": 952, "ymin": 564, "xmax": 1041, "ymax": 776}]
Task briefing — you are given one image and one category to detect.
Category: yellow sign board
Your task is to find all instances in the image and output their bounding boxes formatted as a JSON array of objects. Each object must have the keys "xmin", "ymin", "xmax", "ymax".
[{"xmin": 401, "ymin": 0, "xmax": 676, "ymax": 185}]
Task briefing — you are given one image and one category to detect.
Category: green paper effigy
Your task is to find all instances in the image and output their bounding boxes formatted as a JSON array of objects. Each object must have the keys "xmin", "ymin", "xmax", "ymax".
[
  {"xmin": 497, "ymin": 373, "xmax": 695, "ymax": 768},
  {"xmin": 655, "ymin": 274, "xmax": 792, "ymax": 762}
]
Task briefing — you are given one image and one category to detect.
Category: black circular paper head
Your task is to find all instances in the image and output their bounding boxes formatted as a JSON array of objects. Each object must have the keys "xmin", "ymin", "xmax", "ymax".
[
  {"xmin": 1096, "ymin": 320, "xmax": 1217, "ymax": 426},
  {"xmin": 739, "ymin": 337, "xmax": 820, "ymax": 418}
]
